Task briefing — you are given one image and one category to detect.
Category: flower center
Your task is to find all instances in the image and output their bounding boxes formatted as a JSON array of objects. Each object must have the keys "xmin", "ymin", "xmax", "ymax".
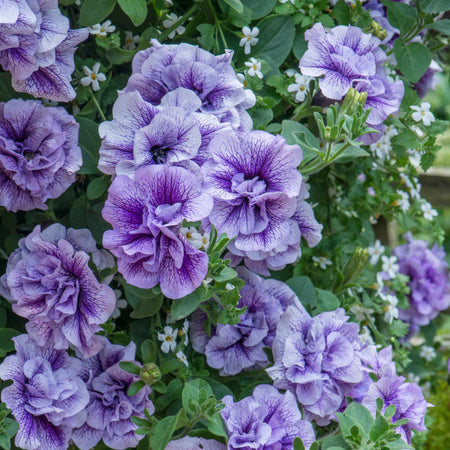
[
  {"xmin": 231, "ymin": 173, "xmax": 267, "ymax": 198},
  {"xmin": 91, "ymin": 73, "xmax": 97, "ymax": 80}
]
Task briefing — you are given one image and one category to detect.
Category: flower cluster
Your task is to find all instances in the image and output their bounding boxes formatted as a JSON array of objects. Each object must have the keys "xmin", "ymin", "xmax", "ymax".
[
  {"xmin": 393, "ymin": 233, "xmax": 450, "ymax": 336},
  {"xmin": 0, "ymin": 99, "xmax": 82, "ymax": 212},
  {"xmin": 190, "ymin": 268, "xmax": 301, "ymax": 375},
  {"xmin": 0, "ymin": 0, "xmax": 88, "ymax": 101}
]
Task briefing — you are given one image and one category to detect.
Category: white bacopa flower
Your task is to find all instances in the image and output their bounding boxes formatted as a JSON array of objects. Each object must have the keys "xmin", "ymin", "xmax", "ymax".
[
  {"xmin": 162, "ymin": 13, "xmax": 186, "ymax": 39},
  {"xmin": 367, "ymin": 239, "xmax": 385, "ymax": 265},
  {"xmin": 411, "ymin": 102, "xmax": 435, "ymax": 126},
  {"xmin": 370, "ymin": 135, "xmax": 391, "ymax": 161},
  {"xmin": 245, "ymin": 57, "xmax": 263, "ymax": 79},
  {"xmin": 75, "ymin": 0, "xmax": 81, "ymax": 5},
  {"xmin": 421, "ymin": 202, "xmax": 438, "ymax": 221},
  {"xmin": 177, "ymin": 351, "xmax": 189, "ymax": 367},
  {"xmin": 312, "ymin": 255, "xmax": 332, "ymax": 270},
  {"xmin": 225, "ymin": 283, "xmax": 235, "ymax": 291},
  {"xmin": 279, "ymin": 0, "xmax": 296, "ymax": 3},
  {"xmin": 88, "ymin": 20, "xmax": 116, "ymax": 36},
  {"xmin": 381, "ymin": 255, "xmax": 399, "ymax": 279},
  {"xmin": 382, "ymin": 293, "xmax": 399, "ymax": 324},
  {"xmin": 384, "ymin": 124, "xmax": 398, "ymax": 138},
  {"xmin": 202, "ymin": 277, "xmax": 213, "ymax": 287},
  {"xmin": 350, "ymin": 304, "xmax": 374, "ymax": 321},
  {"xmin": 123, "ymin": 31, "xmax": 140, "ymax": 50},
  {"xmin": 287, "ymin": 73, "xmax": 311, "ymax": 102},
  {"xmin": 359, "ymin": 326, "xmax": 374, "ymax": 345},
  {"xmin": 182, "ymin": 319, "xmax": 189, "ymax": 345},
  {"xmin": 395, "ymin": 189, "xmax": 410, "ymax": 212},
  {"xmin": 80, "ymin": 63, "xmax": 106, "ymax": 91},
  {"xmin": 157, "ymin": 326, "xmax": 178, "ymax": 353},
  {"xmin": 284, "ymin": 68, "xmax": 297, "ymax": 77},
  {"xmin": 408, "ymin": 372, "xmax": 421, "ymax": 384},
  {"xmin": 240, "ymin": 26, "xmax": 259, "ymax": 54},
  {"xmin": 180, "ymin": 226, "xmax": 209, "ymax": 250},
  {"xmin": 410, "ymin": 125, "xmax": 425, "ymax": 138},
  {"xmin": 419, "ymin": 345, "xmax": 436, "ymax": 362}
]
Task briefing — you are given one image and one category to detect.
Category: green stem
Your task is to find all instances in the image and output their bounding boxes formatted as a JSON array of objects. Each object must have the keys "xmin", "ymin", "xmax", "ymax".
[
  {"xmin": 206, "ymin": 0, "xmax": 228, "ymax": 49},
  {"xmin": 158, "ymin": 3, "xmax": 201, "ymax": 42},
  {"xmin": 89, "ymin": 87, "xmax": 106, "ymax": 122}
]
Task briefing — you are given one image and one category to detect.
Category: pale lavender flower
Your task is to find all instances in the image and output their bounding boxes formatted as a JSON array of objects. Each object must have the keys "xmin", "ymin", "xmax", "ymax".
[
  {"xmin": 190, "ymin": 268, "xmax": 300, "ymax": 376},
  {"xmin": 393, "ymin": 233, "xmax": 450, "ymax": 336},
  {"xmin": 0, "ymin": 99, "xmax": 82, "ymax": 211},
  {"xmin": 267, "ymin": 304, "xmax": 366, "ymax": 425},
  {"xmin": 72, "ymin": 337, "xmax": 154, "ymax": 450},
  {"xmin": 102, "ymin": 165, "xmax": 213, "ymax": 299},
  {"xmin": 1, "ymin": 224, "xmax": 116, "ymax": 358},
  {"xmin": 0, "ymin": 334, "xmax": 89, "ymax": 450},
  {"xmin": 124, "ymin": 40, "xmax": 254, "ymax": 131},
  {"xmin": 0, "ymin": 1, "xmax": 88, "ymax": 101},
  {"xmin": 221, "ymin": 385, "xmax": 315, "ymax": 449},
  {"xmin": 166, "ymin": 437, "xmax": 226, "ymax": 449}
]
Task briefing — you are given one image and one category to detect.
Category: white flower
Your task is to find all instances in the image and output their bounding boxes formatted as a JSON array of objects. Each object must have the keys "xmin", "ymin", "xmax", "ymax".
[
  {"xmin": 384, "ymin": 124, "xmax": 398, "ymax": 138},
  {"xmin": 245, "ymin": 58, "xmax": 263, "ymax": 79},
  {"xmin": 375, "ymin": 272, "xmax": 385, "ymax": 297},
  {"xmin": 182, "ymin": 319, "xmax": 189, "ymax": 345},
  {"xmin": 162, "ymin": 13, "xmax": 186, "ymax": 39},
  {"xmin": 381, "ymin": 255, "xmax": 399, "ymax": 279},
  {"xmin": 411, "ymin": 125, "xmax": 425, "ymax": 138},
  {"xmin": 177, "ymin": 351, "xmax": 189, "ymax": 367},
  {"xmin": 419, "ymin": 345, "xmax": 436, "ymax": 362},
  {"xmin": 406, "ymin": 148, "xmax": 423, "ymax": 168},
  {"xmin": 279, "ymin": 0, "xmax": 295, "ymax": 3},
  {"xmin": 157, "ymin": 326, "xmax": 178, "ymax": 353},
  {"xmin": 359, "ymin": 326, "xmax": 374, "ymax": 345},
  {"xmin": 411, "ymin": 102, "xmax": 435, "ymax": 126},
  {"xmin": 408, "ymin": 372, "xmax": 421, "ymax": 384},
  {"xmin": 312, "ymin": 256, "xmax": 332, "ymax": 270},
  {"xmin": 287, "ymin": 74, "xmax": 311, "ymax": 102},
  {"xmin": 382, "ymin": 294, "xmax": 399, "ymax": 324},
  {"xmin": 350, "ymin": 304, "xmax": 374, "ymax": 321},
  {"xmin": 203, "ymin": 277, "xmax": 213, "ymax": 287},
  {"xmin": 75, "ymin": 0, "xmax": 81, "ymax": 5},
  {"xmin": 124, "ymin": 31, "xmax": 140, "ymax": 50},
  {"xmin": 421, "ymin": 202, "xmax": 438, "ymax": 221},
  {"xmin": 367, "ymin": 240, "xmax": 385, "ymax": 265},
  {"xmin": 80, "ymin": 63, "xmax": 106, "ymax": 91},
  {"xmin": 180, "ymin": 226, "xmax": 209, "ymax": 250},
  {"xmin": 422, "ymin": 381, "xmax": 431, "ymax": 397},
  {"xmin": 88, "ymin": 20, "xmax": 116, "ymax": 36},
  {"xmin": 284, "ymin": 68, "xmax": 297, "ymax": 77},
  {"xmin": 395, "ymin": 189, "xmax": 410, "ymax": 212},
  {"xmin": 240, "ymin": 26, "xmax": 259, "ymax": 54},
  {"xmin": 164, "ymin": 0, "xmax": 174, "ymax": 5},
  {"xmin": 111, "ymin": 290, "xmax": 127, "ymax": 319},
  {"xmin": 370, "ymin": 136, "xmax": 391, "ymax": 161}
]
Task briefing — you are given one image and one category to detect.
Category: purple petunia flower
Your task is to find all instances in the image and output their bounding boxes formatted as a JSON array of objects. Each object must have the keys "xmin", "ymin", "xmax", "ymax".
[
  {"xmin": 72, "ymin": 337, "xmax": 154, "ymax": 450},
  {"xmin": 1, "ymin": 224, "xmax": 116, "ymax": 358},
  {"xmin": 166, "ymin": 437, "xmax": 226, "ymax": 449},
  {"xmin": 0, "ymin": 0, "xmax": 88, "ymax": 101},
  {"xmin": 0, "ymin": 334, "xmax": 89, "ymax": 450},
  {"xmin": 102, "ymin": 164, "xmax": 213, "ymax": 299},
  {"xmin": 98, "ymin": 88, "xmax": 230, "ymax": 176},
  {"xmin": 299, "ymin": 23, "xmax": 404, "ymax": 130},
  {"xmin": 393, "ymin": 233, "xmax": 450, "ymax": 337},
  {"xmin": 202, "ymin": 130, "xmax": 321, "ymax": 274},
  {"xmin": 190, "ymin": 268, "xmax": 300, "ymax": 376},
  {"xmin": 124, "ymin": 39, "xmax": 254, "ymax": 131},
  {"xmin": 0, "ymin": 99, "xmax": 82, "ymax": 211},
  {"xmin": 221, "ymin": 384, "xmax": 315, "ymax": 449},
  {"xmin": 267, "ymin": 304, "xmax": 366, "ymax": 425}
]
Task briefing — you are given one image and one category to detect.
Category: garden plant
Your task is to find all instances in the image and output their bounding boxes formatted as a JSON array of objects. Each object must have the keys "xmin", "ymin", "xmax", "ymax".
[{"xmin": 0, "ymin": 0, "xmax": 450, "ymax": 449}]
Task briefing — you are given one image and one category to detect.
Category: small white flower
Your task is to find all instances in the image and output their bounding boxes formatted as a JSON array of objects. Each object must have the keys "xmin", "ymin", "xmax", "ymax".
[
  {"xmin": 245, "ymin": 57, "xmax": 263, "ymax": 79},
  {"xmin": 157, "ymin": 326, "xmax": 178, "ymax": 353},
  {"xmin": 408, "ymin": 372, "xmax": 421, "ymax": 384},
  {"xmin": 381, "ymin": 255, "xmax": 399, "ymax": 279},
  {"xmin": 406, "ymin": 148, "xmax": 423, "ymax": 168},
  {"xmin": 384, "ymin": 124, "xmax": 398, "ymax": 138},
  {"xmin": 123, "ymin": 31, "xmax": 140, "ymax": 50},
  {"xmin": 411, "ymin": 102, "xmax": 435, "ymax": 126},
  {"xmin": 240, "ymin": 26, "xmax": 259, "ymax": 54},
  {"xmin": 287, "ymin": 73, "xmax": 311, "ymax": 102},
  {"xmin": 419, "ymin": 345, "xmax": 436, "ymax": 362},
  {"xmin": 396, "ymin": 189, "xmax": 410, "ymax": 212},
  {"xmin": 162, "ymin": 13, "xmax": 186, "ymax": 39},
  {"xmin": 203, "ymin": 277, "xmax": 213, "ymax": 287},
  {"xmin": 80, "ymin": 62, "xmax": 106, "ymax": 91},
  {"xmin": 312, "ymin": 256, "xmax": 332, "ymax": 270},
  {"xmin": 225, "ymin": 283, "xmax": 235, "ymax": 291},
  {"xmin": 88, "ymin": 20, "xmax": 116, "ymax": 36},
  {"xmin": 411, "ymin": 125, "xmax": 425, "ymax": 138},
  {"xmin": 279, "ymin": 0, "xmax": 295, "ymax": 3},
  {"xmin": 382, "ymin": 294, "xmax": 399, "ymax": 324},
  {"xmin": 370, "ymin": 136, "xmax": 391, "ymax": 161},
  {"xmin": 75, "ymin": 0, "xmax": 81, "ymax": 5},
  {"xmin": 284, "ymin": 68, "xmax": 297, "ymax": 77},
  {"xmin": 180, "ymin": 226, "xmax": 209, "ymax": 250},
  {"xmin": 182, "ymin": 319, "xmax": 189, "ymax": 345},
  {"xmin": 359, "ymin": 326, "xmax": 374, "ymax": 345},
  {"xmin": 350, "ymin": 304, "xmax": 374, "ymax": 321},
  {"xmin": 111, "ymin": 290, "xmax": 127, "ymax": 319},
  {"xmin": 177, "ymin": 350, "xmax": 189, "ymax": 367},
  {"xmin": 367, "ymin": 240, "xmax": 385, "ymax": 265},
  {"xmin": 421, "ymin": 202, "xmax": 438, "ymax": 221},
  {"xmin": 375, "ymin": 272, "xmax": 385, "ymax": 297}
]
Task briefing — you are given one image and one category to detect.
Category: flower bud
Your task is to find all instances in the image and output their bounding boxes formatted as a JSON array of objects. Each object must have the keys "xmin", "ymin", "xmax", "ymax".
[
  {"xmin": 342, "ymin": 247, "xmax": 368, "ymax": 287},
  {"xmin": 140, "ymin": 363, "xmax": 161, "ymax": 385},
  {"xmin": 364, "ymin": 21, "xmax": 388, "ymax": 42},
  {"xmin": 340, "ymin": 88, "xmax": 368, "ymax": 117}
]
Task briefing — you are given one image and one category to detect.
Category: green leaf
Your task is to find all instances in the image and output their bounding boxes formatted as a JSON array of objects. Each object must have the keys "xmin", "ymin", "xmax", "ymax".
[
  {"xmin": 171, "ymin": 287, "xmax": 210, "ymax": 320},
  {"xmin": 383, "ymin": 0, "xmax": 417, "ymax": 35},
  {"xmin": 334, "ymin": 145, "xmax": 369, "ymax": 163},
  {"xmin": 76, "ymin": 117, "xmax": 100, "ymax": 174},
  {"xmin": 150, "ymin": 412, "xmax": 181, "ymax": 450},
  {"xmin": 130, "ymin": 294, "xmax": 163, "ymax": 319},
  {"xmin": 332, "ymin": 0, "xmax": 351, "ymax": 25},
  {"xmin": 207, "ymin": 412, "xmax": 228, "ymax": 437},
  {"xmin": 213, "ymin": 267, "xmax": 238, "ymax": 282},
  {"xmin": 107, "ymin": 47, "xmax": 136, "ymax": 64},
  {"xmin": 292, "ymin": 29, "xmax": 308, "ymax": 60},
  {"xmin": 293, "ymin": 437, "xmax": 305, "ymax": 450},
  {"xmin": 242, "ymin": 0, "xmax": 276, "ymax": 19},
  {"xmin": 87, "ymin": 176, "xmax": 109, "ymax": 200},
  {"xmin": 79, "ymin": 0, "xmax": 117, "ymax": 26},
  {"xmin": 182, "ymin": 379, "xmax": 213, "ymax": 416},
  {"xmin": 128, "ymin": 380, "xmax": 145, "ymax": 396},
  {"xmin": 389, "ymin": 319, "xmax": 410, "ymax": 337},
  {"xmin": 223, "ymin": 0, "xmax": 244, "ymax": 13},
  {"xmin": 335, "ymin": 412, "xmax": 362, "ymax": 439},
  {"xmin": 321, "ymin": 433, "xmax": 349, "ymax": 449},
  {"xmin": 316, "ymin": 289, "xmax": 340, "ymax": 312},
  {"xmin": 0, "ymin": 329, "xmax": 21, "ymax": 355},
  {"xmin": 281, "ymin": 120, "xmax": 319, "ymax": 164},
  {"xmin": 427, "ymin": 18, "xmax": 450, "ymax": 35},
  {"xmin": 420, "ymin": 0, "xmax": 450, "ymax": 12},
  {"xmin": 197, "ymin": 24, "xmax": 216, "ymax": 50},
  {"xmin": 141, "ymin": 339, "xmax": 157, "ymax": 363},
  {"xmin": 0, "ymin": 433, "xmax": 10, "ymax": 450},
  {"xmin": 253, "ymin": 15, "xmax": 295, "ymax": 67},
  {"xmin": 286, "ymin": 276, "xmax": 317, "ymax": 310},
  {"xmin": 118, "ymin": 0, "xmax": 147, "ymax": 26},
  {"xmin": 343, "ymin": 402, "xmax": 374, "ymax": 435},
  {"xmin": 393, "ymin": 39, "xmax": 432, "ymax": 83},
  {"xmin": 370, "ymin": 415, "xmax": 389, "ymax": 441},
  {"xmin": 119, "ymin": 361, "xmax": 141, "ymax": 375}
]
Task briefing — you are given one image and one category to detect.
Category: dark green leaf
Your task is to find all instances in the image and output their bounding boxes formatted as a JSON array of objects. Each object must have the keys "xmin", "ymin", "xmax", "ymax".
[
  {"xmin": 420, "ymin": 0, "xmax": 450, "ymax": 12},
  {"xmin": 87, "ymin": 176, "xmax": 109, "ymax": 200},
  {"xmin": 316, "ymin": 289, "xmax": 340, "ymax": 312},
  {"xmin": 286, "ymin": 276, "xmax": 317, "ymax": 310},
  {"xmin": 292, "ymin": 29, "xmax": 308, "ymax": 60},
  {"xmin": 332, "ymin": 0, "xmax": 351, "ymax": 25},
  {"xmin": 128, "ymin": 380, "xmax": 145, "ymax": 396},
  {"xmin": 206, "ymin": 412, "xmax": 228, "ymax": 437},
  {"xmin": 223, "ymin": 0, "xmax": 244, "ymax": 13},
  {"xmin": 293, "ymin": 437, "xmax": 305, "ymax": 450},
  {"xmin": 0, "ymin": 433, "xmax": 9, "ymax": 450},
  {"xmin": 76, "ymin": 117, "xmax": 100, "ymax": 174},
  {"xmin": 150, "ymin": 412, "xmax": 181, "ymax": 450},
  {"xmin": 107, "ymin": 47, "xmax": 136, "ymax": 64},
  {"xmin": 0, "ymin": 329, "xmax": 21, "ymax": 354},
  {"xmin": 130, "ymin": 294, "xmax": 163, "ymax": 319},
  {"xmin": 141, "ymin": 339, "xmax": 157, "ymax": 363},
  {"xmin": 242, "ymin": 0, "xmax": 276, "ymax": 19},
  {"xmin": 393, "ymin": 39, "xmax": 432, "ymax": 83},
  {"xmin": 182, "ymin": 379, "xmax": 213, "ymax": 416},
  {"xmin": 197, "ymin": 24, "xmax": 216, "ymax": 50},
  {"xmin": 119, "ymin": 361, "xmax": 141, "ymax": 375},
  {"xmin": 427, "ymin": 18, "xmax": 450, "ymax": 35},
  {"xmin": 383, "ymin": 0, "xmax": 417, "ymax": 35},
  {"xmin": 171, "ymin": 287, "xmax": 210, "ymax": 320},
  {"xmin": 370, "ymin": 415, "xmax": 389, "ymax": 441},
  {"xmin": 79, "ymin": 0, "xmax": 117, "ymax": 26},
  {"xmin": 118, "ymin": 0, "xmax": 147, "ymax": 26}
]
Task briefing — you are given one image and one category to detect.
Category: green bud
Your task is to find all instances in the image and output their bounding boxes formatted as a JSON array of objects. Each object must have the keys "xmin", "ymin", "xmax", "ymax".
[
  {"xmin": 340, "ymin": 88, "xmax": 368, "ymax": 117},
  {"xmin": 341, "ymin": 247, "xmax": 368, "ymax": 287},
  {"xmin": 364, "ymin": 20, "xmax": 388, "ymax": 42},
  {"xmin": 140, "ymin": 363, "xmax": 161, "ymax": 385}
]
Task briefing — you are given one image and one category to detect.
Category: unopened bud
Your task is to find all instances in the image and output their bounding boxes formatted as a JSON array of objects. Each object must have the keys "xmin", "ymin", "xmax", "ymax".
[
  {"xmin": 340, "ymin": 88, "xmax": 368, "ymax": 117},
  {"xmin": 364, "ymin": 21, "xmax": 387, "ymax": 42},
  {"xmin": 140, "ymin": 363, "xmax": 161, "ymax": 385},
  {"xmin": 342, "ymin": 247, "xmax": 368, "ymax": 287}
]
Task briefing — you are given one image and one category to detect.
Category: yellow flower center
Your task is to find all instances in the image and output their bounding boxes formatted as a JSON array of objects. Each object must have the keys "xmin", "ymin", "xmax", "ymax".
[
  {"xmin": 165, "ymin": 336, "xmax": 173, "ymax": 342},
  {"xmin": 100, "ymin": 28, "xmax": 105, "ymax": 32},
  {"xmin": 91, "ymin": 74, "xmax": 97, "ymax": 80},
  {"xmin": 186, "ymin": 232, "xmax": 192, "ymax": 239},
  {"xmin": 300, "ymin": 86, "xmax": 305, "ymax": 91}
]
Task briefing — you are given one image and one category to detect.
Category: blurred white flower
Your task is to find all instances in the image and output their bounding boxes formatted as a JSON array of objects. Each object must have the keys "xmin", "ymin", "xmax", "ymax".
[
  {"xmin": 382, "ymin": 294, "xmax": 399, "ymax": 324},
  {"xmin": 367, "ymin": 240, "xmax": 385, "ymax": 265},
  {"xmin": 381, "ymin": 255, "xmax": 399, "ymax": 279},
  {"xmin": 312, "ymin": 256, "xmax": 332, "ymax": 270},
  {"xmin": 421, "ymin": 202, "xmax": 438, "ymax": 221},
  {"xmin": 124, "ymin": 31, "xmax": 140, "ymax": 50},
  {"xmin": 411, "ymin": 102, "xmax": 435, "ymax": 126},
  {"xmin": 163, "ymin": 13, "xmax": 186, "ymax": 39},
  {"xmin": 177, "ymin": 351, "xmax": 189, "ymax": 367},
  {"xmin": 288, "ymin": 74, "xmax": 311, "ymax": 102},
  {"xmin": 419, "ymin": 345, "xmax": 436, "ymax": 362},
  {"xmin": 158, "ymin": 326, "xmax": 178, "ymax": 353},
  {"xmin": 245, "ymin": 58, "xmax": 263, "ymax": 79},
  {"xmin": 80, "ymin": 63, "xmax": 106, "ymax": 91},
  {"xmin": 396, "ymin": 189, "xmax": 410, "ymax": 212}
]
